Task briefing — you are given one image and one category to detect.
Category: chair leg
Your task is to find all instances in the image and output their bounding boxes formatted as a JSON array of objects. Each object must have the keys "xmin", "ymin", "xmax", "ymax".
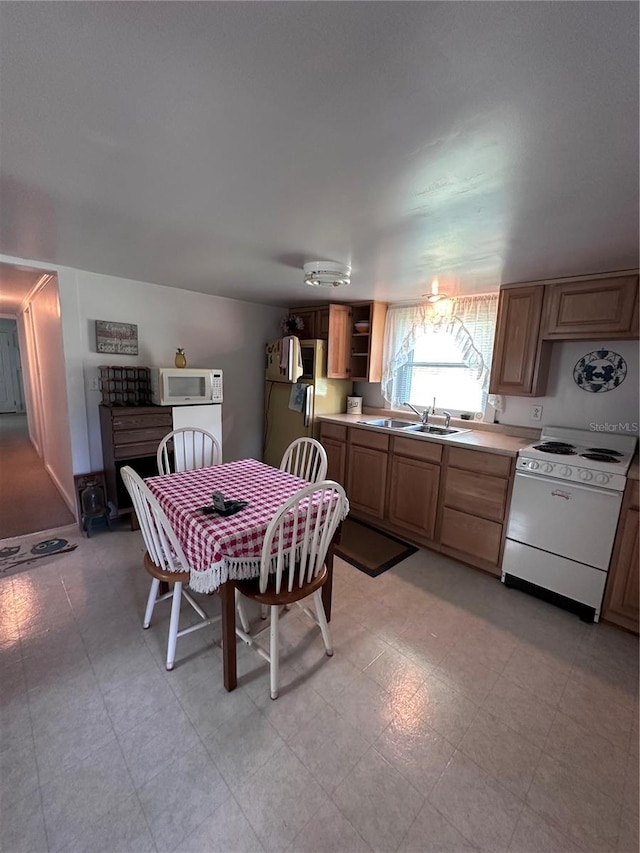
[
  {"xmin": 236, "ymin": 590, "xmax": 251, "ymax": 634},
  {"xmin": 270, "ymin": 604, "xmax": 279, "ymax": 699},
  {"xmin": 166, "ymin": 582, "xmax": 182, "ymax": 671},
  {"xmin": 260, "ymin": 604, "xmax": 268, "ymax": 620},
  {"xmin": 143, "ymin": 578, "xmax": 160, "ymax": 629},
  {"xmin": 312, "ymin": 589, "xmax": 333, "ymax": 656}
]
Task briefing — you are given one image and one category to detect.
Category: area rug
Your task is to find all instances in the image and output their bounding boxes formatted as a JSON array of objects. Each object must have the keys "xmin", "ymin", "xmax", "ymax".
[
  {"xmin": 335, "ymin": 518, "xmax": 418, "ymax": 577},
  {"xmin": 0, "ymin": 525, "xmax": 80, "ymax": 581}
]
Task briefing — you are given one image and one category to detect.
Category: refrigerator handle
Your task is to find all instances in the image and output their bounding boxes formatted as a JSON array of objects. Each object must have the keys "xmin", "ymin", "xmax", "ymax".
[{"xmin": 303, "ymin": 385, "xmax": 313, "ymax": 427}]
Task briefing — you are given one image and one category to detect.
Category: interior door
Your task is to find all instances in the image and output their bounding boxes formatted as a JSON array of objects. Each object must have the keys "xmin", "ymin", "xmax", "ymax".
[{"xmin": 0, "ymin": 331, "xmax": 17, "ymax": 413}]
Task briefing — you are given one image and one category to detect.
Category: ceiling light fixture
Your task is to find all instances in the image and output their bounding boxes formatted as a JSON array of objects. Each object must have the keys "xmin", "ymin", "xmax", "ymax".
[
  {"xmin": 424, "ymin": 278, "xmax": 447, "ymax": 302},
  {"xmin": 304, "ymin": 260, "xmax": 351, "ymax": 288}
]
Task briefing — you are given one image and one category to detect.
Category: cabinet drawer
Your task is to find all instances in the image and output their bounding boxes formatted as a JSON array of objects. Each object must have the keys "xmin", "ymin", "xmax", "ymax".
[
  {"xmin": 112, "ymin": 413, "xmax": 173, "ymax": 430},
  {"xmin": 113, "ymin": 427, "xmax": 170, "ymax": 446},
  {"xmin": 444, "ymin": 469, "xmax": 508, "ymax": 522},
  {"xmin": 114, "ymin": 441, "xmax": 163, "ymax": 460},
  {"xmin": 392, "ymin": 436, "xmax": 442, "ymax": 463},
  {"xmin": 448, "ymin": 447, "xmax": 511, "ymax": 478},
  {"xmin": 350, "ymin": 428, "xmax": 389, "ymax": 451},
  {"xmin": 440, "ymin": 507, "xmax": 503, "ymax": 565},
  {"xmin": 320, "ymin": 422, "xmax": 347, "ymax": 442}
]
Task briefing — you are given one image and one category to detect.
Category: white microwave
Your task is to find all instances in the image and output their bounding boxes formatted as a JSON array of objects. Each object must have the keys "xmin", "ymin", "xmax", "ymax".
[{"xmin": 151, "ymin": 368, "xmax": 223, "ymax": 406}]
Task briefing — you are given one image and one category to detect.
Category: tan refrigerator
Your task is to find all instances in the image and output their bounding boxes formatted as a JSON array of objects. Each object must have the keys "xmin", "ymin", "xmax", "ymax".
[{"xmin": 263, "ymin": 339, "xmax": 352, "ymax": 469}]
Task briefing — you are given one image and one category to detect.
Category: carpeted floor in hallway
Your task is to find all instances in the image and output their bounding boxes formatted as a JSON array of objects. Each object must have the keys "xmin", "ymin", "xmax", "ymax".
[{"xmin": 0, "ymin": 413, "xmax": 75, "ymax": 538}]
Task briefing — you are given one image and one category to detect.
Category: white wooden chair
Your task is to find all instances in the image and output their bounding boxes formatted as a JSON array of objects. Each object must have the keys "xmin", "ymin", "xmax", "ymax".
[
  {"xmin": 121, "ymin": 465, "xmax": 222, "ymax": 670},
  {"xmin": 235, "ymin": 480, "xmax": 347, "ymax": 699},
  {"xmin": 157, "ymin": 427, "xmax": 221, "ymax": 475},
  {"xmin": 279, "ymin": 437, "xmax": 328, "ymax": 484}
]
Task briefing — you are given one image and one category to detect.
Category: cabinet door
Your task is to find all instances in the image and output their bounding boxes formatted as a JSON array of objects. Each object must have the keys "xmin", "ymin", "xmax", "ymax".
[
  {"xmin": 543, "ymin": 275, "xmax": 639, "ymax": 339},
  {"xmin": 603, "ymin": 481, "xmax": 639, "ymax": 633},
  {"xmin": 489, "ymin": 285, "xmax": 550, "ymax": 396},
  {"xmin": 444, "ymin": 468, "xmax": 508, "ymax": 522},
  {"xmin": 292, "ymin": 309, "xmax": 317, "ymax": 340},
  {"xmin": 323, "ymin": 438, "xmax": 346, "ymax": 486},
  {"xmin": 440, "ymin": 507, "xmax": 502, "ymax": 570},
  {"xmin": 387, "ymin": 455, "xmax": 440, "ymax": 539},
  {"xmin": 316, "ymin": 308, "xmax": 330, "ymax": 340},
  {"xmin": 327, "ymin": 304, "xmax": 351, "ymax": 379},
  {"xmin": 347, "ymin": 445, "xmax": 387, "ymax": 518}
]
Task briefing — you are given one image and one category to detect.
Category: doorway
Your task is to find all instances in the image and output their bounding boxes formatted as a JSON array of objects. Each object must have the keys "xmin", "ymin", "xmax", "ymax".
[{"xmin": 0, "ymin": 264, "xmax": 76, "ymax": 539}]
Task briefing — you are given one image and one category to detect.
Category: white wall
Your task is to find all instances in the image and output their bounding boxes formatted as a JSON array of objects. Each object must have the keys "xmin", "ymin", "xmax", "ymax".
[
  {"xmin": 25, "ymin": 277, "xmax": 75, "ymax": 508},
  {"xmin": 500, "ymin": 339, "xmax": 639, "ymax": 433},
  {"xmin": 1, "ymin": 253, "xmax": 283, "ymax": 482}
]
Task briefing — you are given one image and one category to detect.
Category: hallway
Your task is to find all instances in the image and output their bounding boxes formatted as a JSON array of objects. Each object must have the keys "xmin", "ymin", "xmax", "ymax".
[{"xmin": 0, "ymin": 413, "xmax": 75, "ymax": 539}]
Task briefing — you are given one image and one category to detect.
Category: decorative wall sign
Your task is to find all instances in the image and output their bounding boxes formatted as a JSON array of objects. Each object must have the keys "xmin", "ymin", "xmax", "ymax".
[
  {"xmin": 95, "ymin": 320, "xmax": 138, "ymax": 355},
  {"xmin": 573, "ymin": 349, "xmax": 627, "ymax": 393}
]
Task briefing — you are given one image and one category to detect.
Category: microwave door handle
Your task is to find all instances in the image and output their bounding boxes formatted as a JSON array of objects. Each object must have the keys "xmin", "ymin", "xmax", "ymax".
[{"xmin": 303, "ymin": 385, "xmax": 313, "ymax": 427}]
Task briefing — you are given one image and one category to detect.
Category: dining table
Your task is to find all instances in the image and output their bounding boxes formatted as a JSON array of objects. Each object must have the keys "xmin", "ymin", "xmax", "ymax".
[{"xmin": 145, "ymin": 458, "xmax": 344, "ymax": 691}]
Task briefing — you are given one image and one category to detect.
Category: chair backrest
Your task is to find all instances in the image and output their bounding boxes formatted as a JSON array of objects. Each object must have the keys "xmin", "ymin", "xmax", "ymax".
[
  {"xmin": 157, "ymin": 427, "xmax": 222, "ymax": 475},
  {"xmin": 279, "ymin": 438, "xmax": 328, "ymax": 484},
  {"xmin": 260, "ymin": 480, "xmax": 347, "ymax": 594},
  {"xmin": 120, "ymin": 466, "xmax": 190, "ymax": 573}
]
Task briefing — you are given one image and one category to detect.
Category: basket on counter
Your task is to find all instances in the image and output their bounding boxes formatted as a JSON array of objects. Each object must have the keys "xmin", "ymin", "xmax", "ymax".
[{"xmin": 99, "ymin": 366, "xmax": 152, "ymax": 406}]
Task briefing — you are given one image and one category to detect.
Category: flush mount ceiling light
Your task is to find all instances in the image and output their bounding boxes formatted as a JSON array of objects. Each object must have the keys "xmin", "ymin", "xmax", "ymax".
[
  {"xmin": 304, "ymin": 260, "xmax": 351, "ymax": 288},
  {"xmin": 423, "ymin": 278, "xmax": 448, "ymax": 302}
]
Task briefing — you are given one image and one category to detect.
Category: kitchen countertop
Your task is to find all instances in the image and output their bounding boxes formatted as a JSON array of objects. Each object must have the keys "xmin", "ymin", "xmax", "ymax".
[{"xmin": 317, "ymin": 413, "xmax": 529, "ymax": 457}]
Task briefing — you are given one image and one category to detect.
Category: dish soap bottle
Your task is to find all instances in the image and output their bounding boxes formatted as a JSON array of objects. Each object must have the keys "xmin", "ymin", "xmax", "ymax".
[{"xmin": 174, "ymin": 348, "xmax": 187, "ymax": 368}]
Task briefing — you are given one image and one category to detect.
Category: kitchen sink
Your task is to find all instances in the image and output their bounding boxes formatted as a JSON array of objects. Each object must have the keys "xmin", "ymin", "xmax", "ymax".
[
  {"xmin": 358, "ymin": 418, "xmax": 417, "ymax": 429},
  {"xmin": 402, "ymin": 425, "xmax": 470, "ymax": 436}
]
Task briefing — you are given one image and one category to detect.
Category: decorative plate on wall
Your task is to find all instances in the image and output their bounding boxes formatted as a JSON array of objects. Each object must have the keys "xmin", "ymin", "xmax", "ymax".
[{"xmin": 573, "ymin": 349, "xmax": 627, "ymax": 393}]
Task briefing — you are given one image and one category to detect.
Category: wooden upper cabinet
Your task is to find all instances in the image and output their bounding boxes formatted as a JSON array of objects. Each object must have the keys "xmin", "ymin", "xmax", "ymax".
[
  {"xmin": 349, "ymin": 302, "xmax": 387, "ymax": 382},
  {"xmin": 489, "ymin": 285, "xmax": 550, "ymax": 396},
  {"xmin": 542, "ymin": 274, "xmax": 639, "ymax": 340},
  {"xmin": 327, "ymin": 304, "xmax": 351, "ymax": 379},
  {"xmin": 316, "ymin": 307, "xmax": 330, "ymax": 340},
  {"xmin": 291, "ymin": 309, "xmax": 317, "ymax": 340}
]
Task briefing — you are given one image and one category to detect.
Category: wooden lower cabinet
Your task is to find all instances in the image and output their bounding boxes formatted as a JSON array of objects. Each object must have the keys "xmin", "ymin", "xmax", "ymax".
[
  {"xmin": 387, "ymin": 456, "xmax": 440, "ymax": 540},
  {"xmin": 440, "ymin": 507, "xmax": 503, "ymax": 568},
  {"xmin": 444, "ymin": 468, "xmax": 508, "ymax": 522},
  {"xmin": 320, "ymin": 422, "xmax": 347, "ymax": 486},
  {"xmin": 603, "ymin": 480, "xmax": 639, "ymax": 633},
  {"xmin": 347, "ymin": 444, "xmax": 387, "ymax": 518}
]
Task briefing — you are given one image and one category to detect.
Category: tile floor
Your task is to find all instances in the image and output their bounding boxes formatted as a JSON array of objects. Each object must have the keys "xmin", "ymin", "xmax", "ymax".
[{"xmin": 1, "ymin": 523, "xmax": 638, "ymax": 853}]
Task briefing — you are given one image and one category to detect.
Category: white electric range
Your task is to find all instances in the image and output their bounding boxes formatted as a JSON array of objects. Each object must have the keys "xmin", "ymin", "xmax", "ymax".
[{"xmin": 503, "ymin": 426, "xmax": 637, "ymax": 622}]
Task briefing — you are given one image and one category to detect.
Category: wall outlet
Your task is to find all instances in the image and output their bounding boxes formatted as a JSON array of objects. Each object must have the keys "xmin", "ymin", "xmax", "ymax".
[{"xmin": 531, "ymin": 405, "xmax": 543, "ymax": 421}]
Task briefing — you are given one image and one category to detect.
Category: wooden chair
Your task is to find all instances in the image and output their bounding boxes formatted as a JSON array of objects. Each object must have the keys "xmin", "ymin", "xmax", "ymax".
[
  {"xmin": 157, "ymin": 427, "xmax": 221, "ymax": 475},
  {"xmin": 121, "ymin": 465, "xmax": 222, "ymax": 670},
  {"xmin": 279, "ymin": 437, "xmax": 328, "ymax": 484},
  {"xmin": 235, "ymin": 480, "xmax": 347, "ymax": 699}
]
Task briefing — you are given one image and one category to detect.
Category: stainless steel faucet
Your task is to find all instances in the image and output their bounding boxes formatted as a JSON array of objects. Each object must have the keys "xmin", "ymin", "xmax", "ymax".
[
  {"xmin": 404, "ymin": 402, "xmax": 430, "ymax": 424},
  {"xmin": 442, "ymin": 411, "xmax": 452, "ymax": 428}
]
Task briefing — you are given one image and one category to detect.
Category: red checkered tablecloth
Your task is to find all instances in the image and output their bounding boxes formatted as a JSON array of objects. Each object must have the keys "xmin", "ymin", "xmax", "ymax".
[{"xmin": 145, "ymin": 459, "xmax": 345, "ymax": 593}]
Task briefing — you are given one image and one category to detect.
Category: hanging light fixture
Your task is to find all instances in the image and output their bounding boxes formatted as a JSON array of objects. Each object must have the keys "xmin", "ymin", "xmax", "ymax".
[
  {"xmin": 304, "ymin": 261, "xmax": 351, "ymax": 288},
  {"xmin": 424, "ymin": 278, "xmax": 447, "ymax": 302}
]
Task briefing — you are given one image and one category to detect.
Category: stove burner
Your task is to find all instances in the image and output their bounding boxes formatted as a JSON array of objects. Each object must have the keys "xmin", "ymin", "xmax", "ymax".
[
  {"xmin": 579, "ymin": 453, "xmax": 620, "ymax": 463},
  {"xmin": 533, "ymin": 442, "xmax": 577, "ymax": 455},
  {"xmin": 585, "ymin": 448, "xmax": 623, "ymax": 456}
]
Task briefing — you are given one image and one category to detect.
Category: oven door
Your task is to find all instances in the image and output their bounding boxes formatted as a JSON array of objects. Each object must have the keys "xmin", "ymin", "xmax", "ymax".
[{"xmin": 506, "ymin": 471, "xmax": 623, "ymax": 570}]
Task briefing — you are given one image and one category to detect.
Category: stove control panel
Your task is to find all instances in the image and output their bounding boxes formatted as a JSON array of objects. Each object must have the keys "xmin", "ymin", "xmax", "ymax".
[{"xmin": 517, "ymin": 456, "xmax": 626, "ymax": 492}]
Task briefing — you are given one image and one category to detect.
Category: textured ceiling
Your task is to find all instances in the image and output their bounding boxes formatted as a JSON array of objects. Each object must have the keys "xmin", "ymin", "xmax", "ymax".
[{"xmin": 0, "ymin": 2, "xmax": 637, "ymax": 307}]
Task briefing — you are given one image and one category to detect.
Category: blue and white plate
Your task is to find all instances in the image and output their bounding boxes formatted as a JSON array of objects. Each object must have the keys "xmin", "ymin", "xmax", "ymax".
[{"xmin": 573, "ymin": 349, "xmax": 627, "ymax": 393}]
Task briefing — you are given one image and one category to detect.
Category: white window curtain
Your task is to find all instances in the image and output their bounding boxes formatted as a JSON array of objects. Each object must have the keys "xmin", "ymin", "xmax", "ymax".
[{"xmin": 381, "ymin": 294, "xmax": 503, "ymax": 414}]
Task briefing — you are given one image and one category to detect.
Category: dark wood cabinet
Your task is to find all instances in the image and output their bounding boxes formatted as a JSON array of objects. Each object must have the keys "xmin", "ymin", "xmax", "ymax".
[
  {"xmin": 99, "ymin": 405, "xmax": 172, "ymax": 515},
  {"xmin": 603, "ymin": 479, "xmax": 639, "ymax": 634}
]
